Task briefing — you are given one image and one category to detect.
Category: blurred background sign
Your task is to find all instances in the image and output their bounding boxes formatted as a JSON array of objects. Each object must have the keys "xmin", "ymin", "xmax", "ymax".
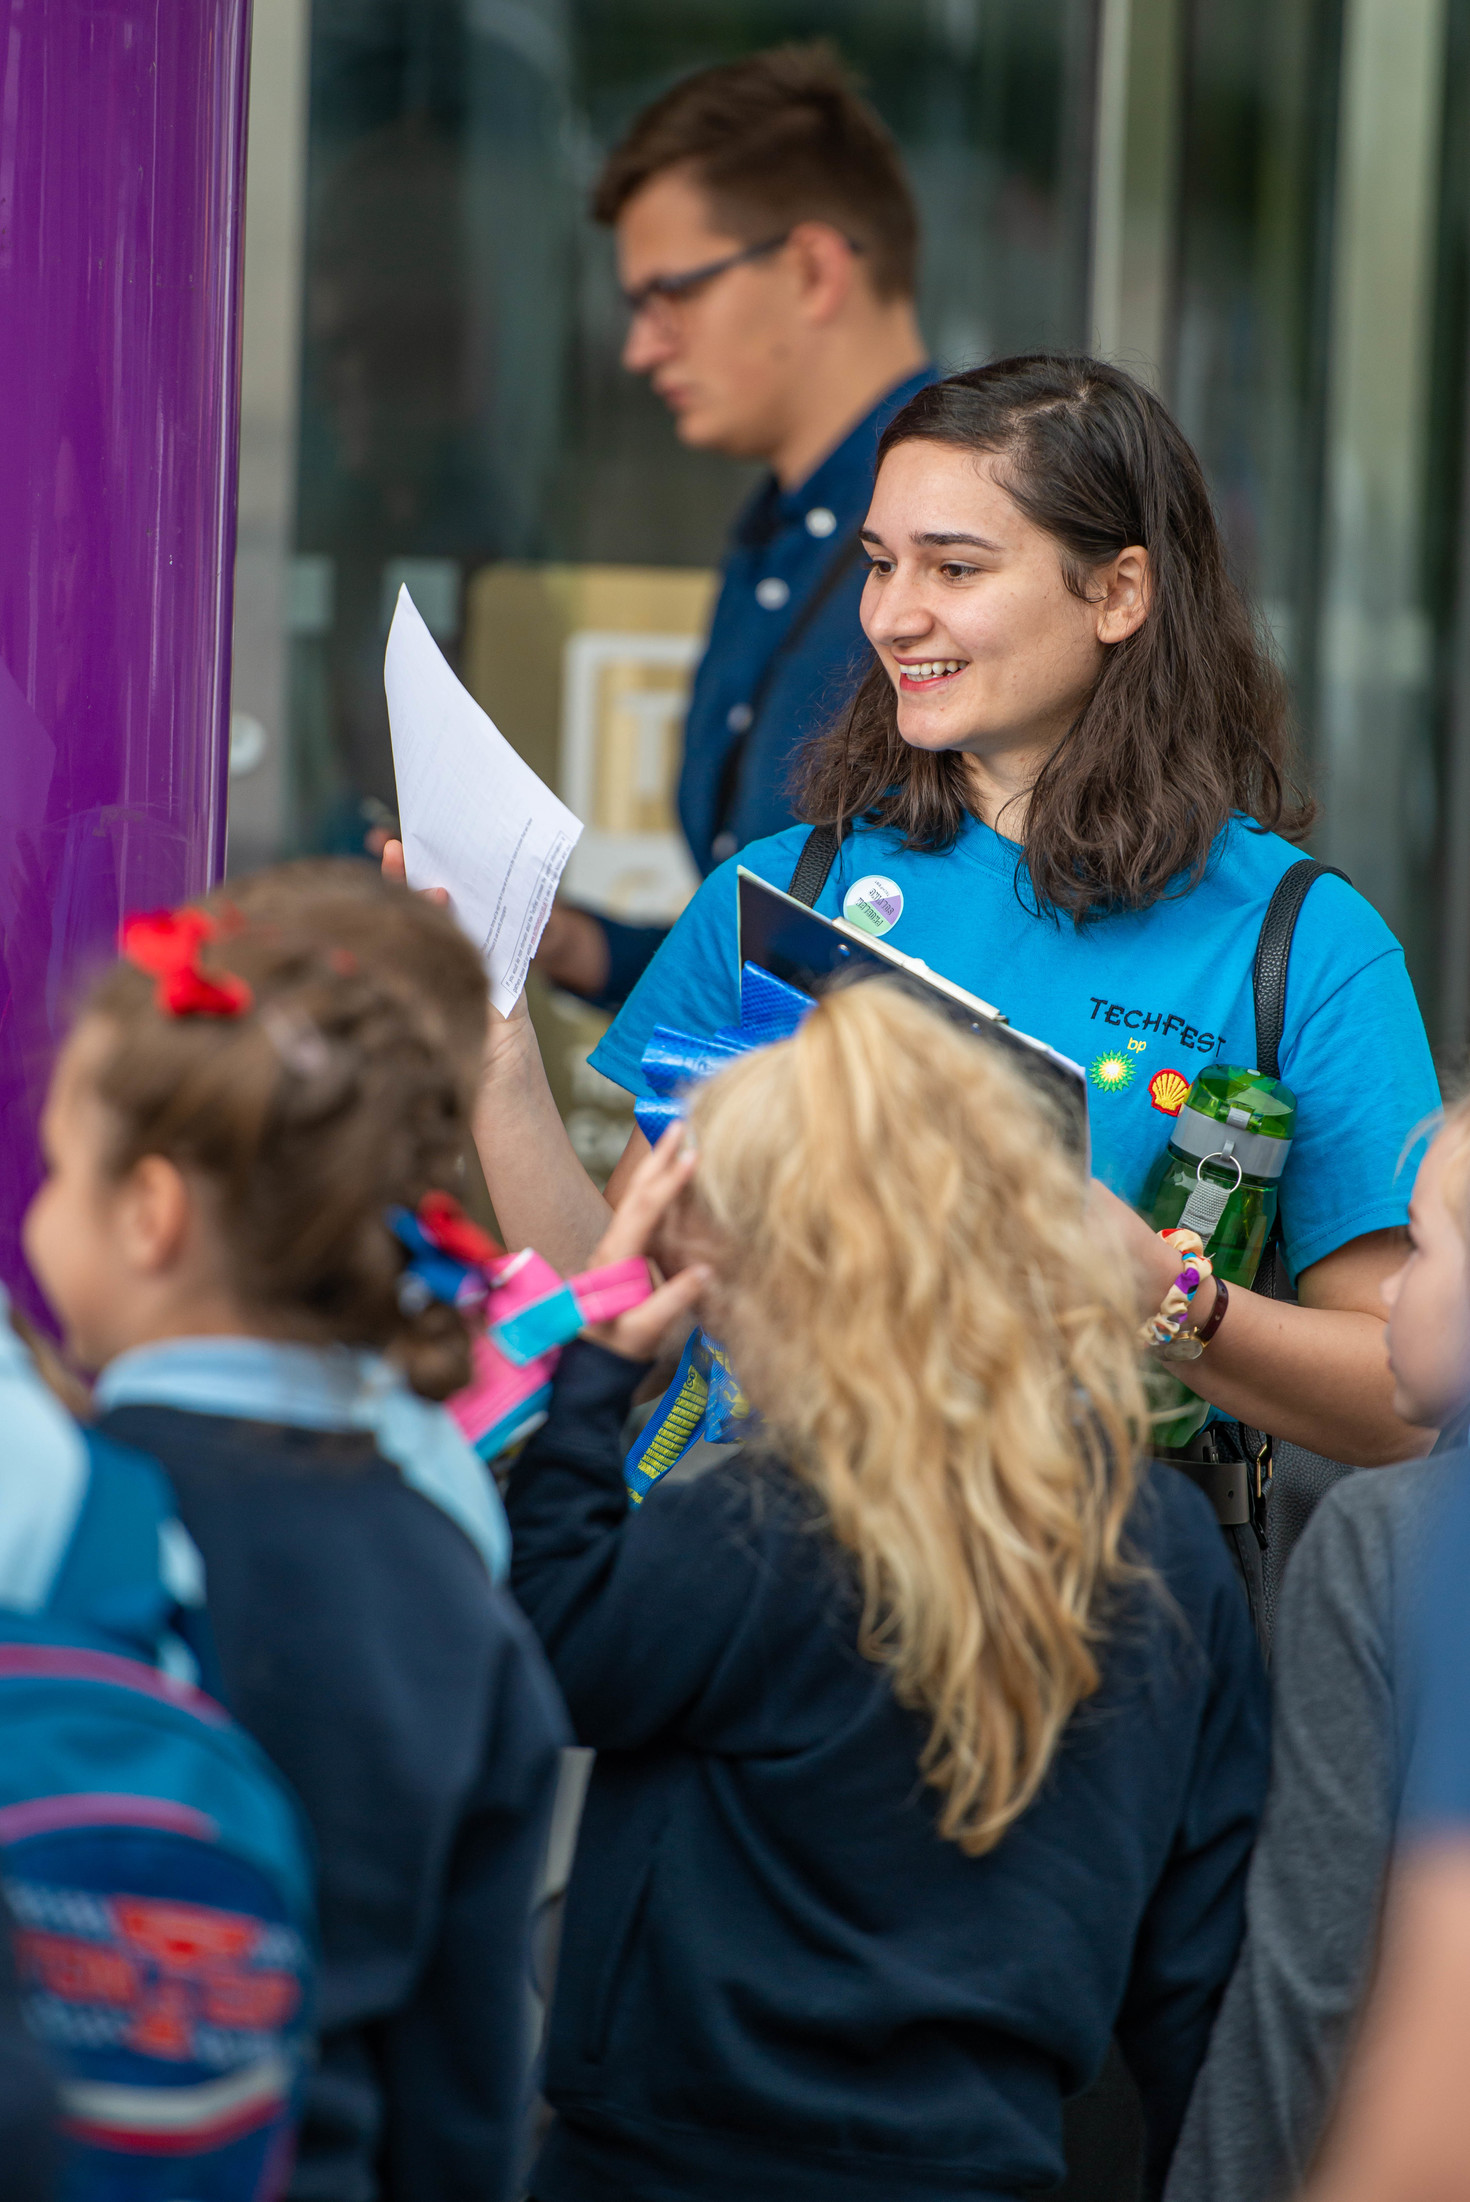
[
  {"xmin": 228, "ymin": 0, "xmax": 1470, "ymax": 1068},
  {"xmin": 464, "ymin": 563, "xmax": 716, "ymax": 925}
]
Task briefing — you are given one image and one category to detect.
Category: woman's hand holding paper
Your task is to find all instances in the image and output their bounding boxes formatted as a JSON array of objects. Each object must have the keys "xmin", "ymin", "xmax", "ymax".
[
  {"xmin": 381, "ymin": 834, "xmax": 622, "ymax": 1269},
  {"xmin": 381, "ymin": 835, "xmax": 449, "ymax": 910}
]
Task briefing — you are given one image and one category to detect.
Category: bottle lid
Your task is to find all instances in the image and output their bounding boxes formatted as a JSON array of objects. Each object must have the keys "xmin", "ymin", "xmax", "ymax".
[{"xmin": 1168, "ymin": 1064, "xmax": 1296, "ymax": 1182}]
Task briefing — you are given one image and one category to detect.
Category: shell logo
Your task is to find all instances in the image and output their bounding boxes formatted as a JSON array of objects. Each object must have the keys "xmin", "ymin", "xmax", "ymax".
[{"xmin": 1149, "ymin": 1068, "xmax": 1191, "ymax": 1116}]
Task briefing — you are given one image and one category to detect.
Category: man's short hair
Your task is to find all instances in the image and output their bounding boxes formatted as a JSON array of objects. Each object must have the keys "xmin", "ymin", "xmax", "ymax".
[{"xmin": 593, "ymin": 42, "xmax": 919, "ymax": 303}]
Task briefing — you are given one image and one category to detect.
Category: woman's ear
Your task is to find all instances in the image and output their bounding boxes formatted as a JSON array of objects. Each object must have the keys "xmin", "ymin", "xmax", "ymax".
[
  {"xmin": 115, "ymin": 1153, "xmax": 194, "ymax": 1278},
  {"xmin": 1096, "ymin": 546, "xmax": 1152, "ymax": 646}
]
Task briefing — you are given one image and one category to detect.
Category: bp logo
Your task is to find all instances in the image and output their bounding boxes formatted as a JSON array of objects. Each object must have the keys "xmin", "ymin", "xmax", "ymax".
[{"xmin": 1088, "ymin": 1050, "xmax": 1135, "ymax": 1094}]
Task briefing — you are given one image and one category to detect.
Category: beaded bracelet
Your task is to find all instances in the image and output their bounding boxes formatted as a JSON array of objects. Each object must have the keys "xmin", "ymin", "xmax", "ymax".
[{"xmin": 1138, "ymin": 1227, "xmax": 1215, "ymax": 1351}]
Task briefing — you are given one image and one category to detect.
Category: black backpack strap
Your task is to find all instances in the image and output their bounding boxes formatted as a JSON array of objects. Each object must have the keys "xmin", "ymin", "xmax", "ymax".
[
  {"xmin": 1249, "ymin": 857, "xmax": 1349, "ymax": 1324},
  {"xmin": 1253, "ymin": 860, "xmax": 1349, "ymax": 1078},
  {"xmin": 787, "ymin": 825, "xmax": 842, "ymax": 906},
  {"xmin": 712, "ymin": 529, "xmax": 867, "ymax": 847}
]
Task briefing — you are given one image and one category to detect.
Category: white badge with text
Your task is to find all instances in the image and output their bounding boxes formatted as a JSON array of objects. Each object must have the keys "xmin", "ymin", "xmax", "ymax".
[{"xmin": 842, "ymin": 874, "xmax": 904, "ymax": 937}]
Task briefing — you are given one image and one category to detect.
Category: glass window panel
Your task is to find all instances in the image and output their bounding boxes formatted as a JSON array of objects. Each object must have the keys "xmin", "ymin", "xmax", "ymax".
[
  {"xmin": 1170, "ymin": 0, "xmax": 1470, "ymax": 1045},
  {"xmin": 1170, "ymin": 0, "xmax": 1343, "ymax": 720},
  {"xmin": 291, "ymin": 0, "xmax": 1098, "ymax": 850}
]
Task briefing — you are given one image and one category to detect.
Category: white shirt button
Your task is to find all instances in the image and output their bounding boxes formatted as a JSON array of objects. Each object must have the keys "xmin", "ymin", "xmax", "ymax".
[
  {"xmin": 726, "ymin": 702, "xmax": 754, "ymax": 732},
  {"xmin": 755, "ymin": 577, "xmax": 790, "ymax": 609},
  {"xmin": 805, "ymin": 506, "xmax": 837, "ymax": 537}
]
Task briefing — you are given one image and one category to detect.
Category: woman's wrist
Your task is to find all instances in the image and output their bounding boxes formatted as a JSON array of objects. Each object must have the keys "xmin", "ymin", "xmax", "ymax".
[{"xmin": 1186, "ymin": 1270, "xmax": 1224, "ymax": 1341}]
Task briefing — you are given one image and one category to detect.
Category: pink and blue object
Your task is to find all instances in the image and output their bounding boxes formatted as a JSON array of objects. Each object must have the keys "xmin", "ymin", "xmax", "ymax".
[
  {"xmin": 452, "ymin": 1248, "xmax": 653, "ymax": 1460},
  {"xmin": 389, "ymin": 1198, "xmax": 653, "ymax": 1462},
  {"xmin": 400, "ymin": 963, "xmax": 811, "ymax": 1475}
]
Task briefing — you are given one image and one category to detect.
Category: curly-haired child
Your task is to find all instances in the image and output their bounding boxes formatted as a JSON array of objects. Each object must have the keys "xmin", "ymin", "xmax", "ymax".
[
  {"xmin": 24, "ymin": 869, "xmax": 567, "ymax": 2202},
  {"xmin": 506, "ymin": 979, "xmax": 1269, "ymax": 2202}
]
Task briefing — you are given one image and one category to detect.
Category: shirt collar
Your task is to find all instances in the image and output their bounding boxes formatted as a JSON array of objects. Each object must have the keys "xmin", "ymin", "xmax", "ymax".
[
  {"xmin": 734, "ymin": 362, "xmax": 938, "ymax": 548},
  {"xmin": 96, "ymin": 1335, "xmax": 377, "ymax": 1425},
  {"xmin": 96, "ymin": 1336, "xmax": 510, "ymax": 1583}
]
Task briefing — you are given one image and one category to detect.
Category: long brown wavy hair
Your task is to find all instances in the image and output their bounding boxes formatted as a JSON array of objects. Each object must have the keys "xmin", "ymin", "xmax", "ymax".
[
  {"xmin": 687, "ymin": 982, "xmax": 1147, "ymax": 1855},
  {"xmin": 795, "ymin": 356, "xmax": 1314, "ymax": 921}
]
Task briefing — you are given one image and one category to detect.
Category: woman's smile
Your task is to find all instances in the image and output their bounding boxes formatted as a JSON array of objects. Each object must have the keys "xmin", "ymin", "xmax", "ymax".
[{"xmin": 895, "ymin": 656, "xmax": 967, "ymax": 691}]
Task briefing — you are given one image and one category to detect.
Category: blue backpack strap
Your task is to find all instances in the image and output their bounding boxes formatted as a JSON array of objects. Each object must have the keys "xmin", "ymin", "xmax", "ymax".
[{"xmin": 44, "ymin": 1434, "xmax": 220, "ymax": 1694}]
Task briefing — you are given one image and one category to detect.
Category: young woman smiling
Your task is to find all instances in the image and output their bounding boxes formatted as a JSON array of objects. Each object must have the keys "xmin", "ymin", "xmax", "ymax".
[{"xmin": 389, "ymin": 357, "xmax": 1440, "ymax": 1472}]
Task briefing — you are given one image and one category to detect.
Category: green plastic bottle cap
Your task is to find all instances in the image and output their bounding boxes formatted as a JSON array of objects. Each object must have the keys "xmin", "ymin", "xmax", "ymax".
[{"xmin": 1168, "ymin": 1064, "xmax": 1296, "ymax": 1183}]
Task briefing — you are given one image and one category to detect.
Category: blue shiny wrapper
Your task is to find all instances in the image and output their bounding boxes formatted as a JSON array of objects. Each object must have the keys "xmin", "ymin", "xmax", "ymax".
[{"xmin": 632, "ymin": 961, "xmax": 814, "ymax": 1145}]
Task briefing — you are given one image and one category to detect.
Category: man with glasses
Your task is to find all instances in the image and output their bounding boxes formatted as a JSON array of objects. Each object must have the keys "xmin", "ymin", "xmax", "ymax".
[{"xmin": 536, "ymin": 42, "xmax": 932, "ymax": 1004}]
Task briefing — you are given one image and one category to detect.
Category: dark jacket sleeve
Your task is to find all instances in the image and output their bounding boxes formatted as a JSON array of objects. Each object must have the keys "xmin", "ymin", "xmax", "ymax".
[
  {"xmin": 378, "ymin": 1593, "xmax": 569, "ymax": 2202},
  {"xmin": 1162, "ymin": 1471, "xmax": 1430, "ymax": 2202},
  {"xmin": 506, "ymin": 1341, "xmax": 774, "ymax": 1751},
  {"xmin": 1114, "ymin": 1491, "xmax": 1272, "ymax": 2198}
]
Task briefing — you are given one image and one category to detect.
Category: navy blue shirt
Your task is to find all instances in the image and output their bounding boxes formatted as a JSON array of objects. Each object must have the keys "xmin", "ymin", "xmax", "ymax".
[
  {"xmin": 678, "ymin": 362, "xmax": 935, "ymax": 869},
  {"xmin": 595, "ymin": 365, "xmax": 935, "ymax": 1004},
  {"xmin": 509, "ymin": 1341, "xmax": 1269, "ymax": 2202},
  {"xmin": 99, "ymin": 1402, "xmax": 569, "ymax": 2202}
]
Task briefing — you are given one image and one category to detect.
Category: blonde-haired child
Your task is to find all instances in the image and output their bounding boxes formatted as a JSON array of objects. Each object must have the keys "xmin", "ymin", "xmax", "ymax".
[
  {"xmin": 506, "ymin": 978, "xmax": 1268, "ymax": 2202},
  {"xmin": 23, "ymin": 867, "xmax": 567, "ymax": 2202}
]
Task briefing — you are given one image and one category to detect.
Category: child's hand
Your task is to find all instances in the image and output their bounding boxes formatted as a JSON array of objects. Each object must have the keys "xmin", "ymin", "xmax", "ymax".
[{"xmin": 583, "ymin": 1126, "xmax": 710, "ymax": 1363}]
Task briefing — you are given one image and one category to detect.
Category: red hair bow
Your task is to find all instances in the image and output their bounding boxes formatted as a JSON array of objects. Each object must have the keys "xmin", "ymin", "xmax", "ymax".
[
  {"xmin": 415, "ymin": 1190, "xmax": 502, "ymax": 1270},
  {"xmin": 121, "ymin": 908, "xmax": 254, "ymax": 1018}
]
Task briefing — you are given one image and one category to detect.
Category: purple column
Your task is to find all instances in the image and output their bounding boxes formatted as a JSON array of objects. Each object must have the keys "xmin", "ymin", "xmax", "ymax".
[{"xmin": 0, "ymin": 0, "xmax": 251, "ymax": 1321}]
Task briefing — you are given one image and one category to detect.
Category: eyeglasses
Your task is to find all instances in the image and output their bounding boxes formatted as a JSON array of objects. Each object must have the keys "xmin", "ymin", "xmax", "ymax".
[{"xmin": 622, "ymin": 233, "xmax": 793, "ymax": 327}]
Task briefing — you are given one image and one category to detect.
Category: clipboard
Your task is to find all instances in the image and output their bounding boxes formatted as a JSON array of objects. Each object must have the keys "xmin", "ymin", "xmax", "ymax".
[{"xmin": 737, "ymin": 868, "xmax": 1090, "ymax": 1165}]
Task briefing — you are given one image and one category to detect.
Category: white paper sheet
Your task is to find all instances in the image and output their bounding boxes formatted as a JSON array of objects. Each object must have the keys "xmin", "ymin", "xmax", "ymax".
[{"xmin": 385, "ymin": 586, "xmax": 583, "ymax": 1015}]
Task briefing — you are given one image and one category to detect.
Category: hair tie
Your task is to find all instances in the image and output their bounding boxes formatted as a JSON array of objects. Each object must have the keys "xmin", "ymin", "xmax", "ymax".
[
  {"xmin": 1139, "ymin": 1227, "xmax": 1214, "ymax": 1350},
  {"xmin": 387, "ymin": 1193, "xmax": 503, "ymax": 1313},
  {"xmin": 384, "ymin": 1192, "xmax": 655, "ymax": 1459},
  {"xmin": 121, "ymin": 907, "xmax": 253, "ymax": 1018}
]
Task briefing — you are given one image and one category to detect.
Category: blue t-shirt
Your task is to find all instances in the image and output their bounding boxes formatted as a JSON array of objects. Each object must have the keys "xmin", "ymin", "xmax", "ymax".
[{"xmin": 591, "ymin": 814, "xmax": 1439, "ymax": 1281}]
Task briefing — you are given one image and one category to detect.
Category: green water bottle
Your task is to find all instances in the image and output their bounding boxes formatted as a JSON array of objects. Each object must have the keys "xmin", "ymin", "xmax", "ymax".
[{"xmin": 1140, "ymin": 1064, "xmax": 1296, "ymax": 1447}]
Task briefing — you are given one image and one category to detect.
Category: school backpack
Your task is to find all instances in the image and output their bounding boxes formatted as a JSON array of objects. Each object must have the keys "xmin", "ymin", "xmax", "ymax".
[{"xmin": 0, "ymin": 1413, "xmax": 316, "ymax": 2202}]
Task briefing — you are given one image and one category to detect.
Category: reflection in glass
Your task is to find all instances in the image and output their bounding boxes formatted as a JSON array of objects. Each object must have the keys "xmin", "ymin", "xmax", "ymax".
[
  {"xmin": 291, "ymin": 0, "xmax": 1098, "ymax": 850},
  {"xmin": 1171, "ymin": 0, "xmax": 1342, "ymax": 735}
]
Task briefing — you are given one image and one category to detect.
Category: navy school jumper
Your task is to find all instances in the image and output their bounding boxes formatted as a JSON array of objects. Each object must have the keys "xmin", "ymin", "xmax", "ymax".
[
  {"xmin": 97, "ymin": 1401, "xmax": 570, "ymax": 2202},
  {"xmin": 507, "ymin": 1340, "xmax": 1269, "ymax": 2202}
]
